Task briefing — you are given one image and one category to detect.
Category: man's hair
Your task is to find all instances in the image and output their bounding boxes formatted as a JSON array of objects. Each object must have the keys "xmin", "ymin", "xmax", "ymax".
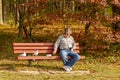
[{"xmin": 63, "ymin": 27, "xmax": 72, "ymax": 34}]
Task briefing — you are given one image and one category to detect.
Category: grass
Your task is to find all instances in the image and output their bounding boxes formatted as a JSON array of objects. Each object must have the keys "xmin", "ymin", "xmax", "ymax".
[
  {"xmin": 0, "ymin": 58, "xmax": 120, "ymax": 80},
  {"xmin": 0, "ymin": 25, "xmax": 120, "ymax": 80}
]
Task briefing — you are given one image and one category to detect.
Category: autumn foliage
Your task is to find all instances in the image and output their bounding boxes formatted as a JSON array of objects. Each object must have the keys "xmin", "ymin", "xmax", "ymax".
[{"xmin": 12, "ymin": 0, "xmax": 120, "ymax": 53}]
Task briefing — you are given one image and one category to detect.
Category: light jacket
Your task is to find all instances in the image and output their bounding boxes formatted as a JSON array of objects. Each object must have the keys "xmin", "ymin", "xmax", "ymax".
[{"xmin": 54, "ymin": 35, "xmax": 76, "ymax": 52}]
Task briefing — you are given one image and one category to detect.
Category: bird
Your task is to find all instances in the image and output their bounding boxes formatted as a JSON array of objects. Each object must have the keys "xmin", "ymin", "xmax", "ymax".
[
  {"xmin": 46, "ymin": 54, "xmax": 52, "ymax": 56},
  {"xmin": 33, "ymin": 50, "xmax": 39, "ymax": 56},
  {"xmin": 19, "ymin": 51, "xmax": 27, "ymax": 56}
]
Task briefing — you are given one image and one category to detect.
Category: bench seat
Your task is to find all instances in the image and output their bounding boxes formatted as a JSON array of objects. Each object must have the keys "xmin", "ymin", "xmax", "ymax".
[{"xmin": 13, "ymin": 43, "xmax": 86, "ymax": 60}]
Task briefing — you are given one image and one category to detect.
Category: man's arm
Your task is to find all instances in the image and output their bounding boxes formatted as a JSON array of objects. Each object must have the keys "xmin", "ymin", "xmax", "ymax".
[
  {"xmin": 53, "ymin": 35, "xmax": 62, "ymax": 54},
  {"xmin": 71, "ymin": 36, "xmax": 76, "ymax": 51}
]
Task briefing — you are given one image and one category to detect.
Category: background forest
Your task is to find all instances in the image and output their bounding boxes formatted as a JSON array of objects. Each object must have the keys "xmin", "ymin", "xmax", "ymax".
[{"xmin": 1, "ymin": 0, "xmax": 120, "ymax": 56}]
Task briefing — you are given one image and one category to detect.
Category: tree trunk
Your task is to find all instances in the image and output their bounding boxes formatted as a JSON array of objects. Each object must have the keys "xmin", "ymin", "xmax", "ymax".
[
  {"xmin": 83, "ymin": 22, "xmax": 91, "ymax": 52},
  {"xmin": 18, "ymin": 9, "xmax": 24, "ymax": 39},
  {"xmin": 60, "ymin": 1, "xmax": 63, "ymax": 14},
  {"xmin": 18, "ymin": 0, "xmax": 25, "ymax": 39},
  {"xmin": 0, "ymin": 0, "xmax": 3, "ymax": 24},
  {"xmin": 71, "ymin": 1, "xmax": 75, "ymax": 13},
  {"xmin": 85, "ymin": 22, "xmax": 91, "ymax": 36},
  {"xmin": 63, "ymin": 0, "xmax": 66, "ymax": 13}
]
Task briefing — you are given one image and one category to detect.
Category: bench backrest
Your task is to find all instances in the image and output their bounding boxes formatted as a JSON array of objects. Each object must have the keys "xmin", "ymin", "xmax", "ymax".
[{"xmin": 13, "ymin": 43, "xmax": 80, "ymax": 54}]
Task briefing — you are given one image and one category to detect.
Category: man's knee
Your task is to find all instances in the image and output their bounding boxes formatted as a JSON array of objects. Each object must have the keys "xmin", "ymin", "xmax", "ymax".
[{"xmin": 76, "ymin": 54, "xmax": 80, "ymax": 61}]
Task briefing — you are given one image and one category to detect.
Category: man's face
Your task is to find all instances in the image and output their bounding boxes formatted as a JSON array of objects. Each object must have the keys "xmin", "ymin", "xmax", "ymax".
[{"xmin": 64, "ymin": 33, "xmax": 71, "ymax": 38}]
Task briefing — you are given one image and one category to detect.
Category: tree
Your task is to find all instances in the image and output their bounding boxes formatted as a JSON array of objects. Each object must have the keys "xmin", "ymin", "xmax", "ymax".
[
  {"xmin": 15, "ymin": 0, "xmax": 48, "ymax": 42},
  {"xmin": 0, "ymin": 0, "xmax": 3, "ymax": 24}
]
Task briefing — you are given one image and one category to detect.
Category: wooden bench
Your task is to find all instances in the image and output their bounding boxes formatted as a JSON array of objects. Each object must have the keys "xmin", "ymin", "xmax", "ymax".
[{"xmin": 13, "ymin": 43, "xmax": 86, "ymax": 66}]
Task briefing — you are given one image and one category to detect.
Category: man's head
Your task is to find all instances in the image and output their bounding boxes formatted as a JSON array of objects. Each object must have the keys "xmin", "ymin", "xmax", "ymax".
[{"xmin": 63, "ymin": 28, "xmax": 72, "ymax": 38}]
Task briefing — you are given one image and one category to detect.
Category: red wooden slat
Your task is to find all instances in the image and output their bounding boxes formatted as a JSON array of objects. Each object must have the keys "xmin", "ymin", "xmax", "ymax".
[
  {"xmin": 13, "ymin": 43, "xmax": 79, "ymax": 46},
  {"xmin": 13, "ymin": 47, "xmax": 53, "ymax": 50},
  {"xmin": 14, "ymin": 50, "xmax": 53, "ymax": 53},
  {"xmin": 13, "ymin": 43, "xmax": 54, "ymax": 46},
  {"xmin": 13, "ymin": 46, "xmax": 79, "ymax": 50},
  {"xmin": 14, "ymin": 49, "xmax": 80, "ymax": 53},
  {"xmin": 18, "ymin": 56, "xmax": 61, "ymax": 60}
]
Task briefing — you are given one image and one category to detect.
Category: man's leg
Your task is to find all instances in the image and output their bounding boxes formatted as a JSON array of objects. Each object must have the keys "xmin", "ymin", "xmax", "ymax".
[
  {"xmin": 67, "ymin": 51, "xmax": 80, "ymax": 67},
  {"xmin": 60, "ymin": 50, "xmax": 69, "ymax": 66}
]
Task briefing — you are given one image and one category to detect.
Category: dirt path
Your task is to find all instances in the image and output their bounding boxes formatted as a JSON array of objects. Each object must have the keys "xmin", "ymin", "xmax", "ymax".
[
  {"xmin": 0, "ymin": 70, "xmax": 90, "ymax": 75},
  {"xmin": 19, "ymin": 70, "xmax": 90, "ymax": 75}
]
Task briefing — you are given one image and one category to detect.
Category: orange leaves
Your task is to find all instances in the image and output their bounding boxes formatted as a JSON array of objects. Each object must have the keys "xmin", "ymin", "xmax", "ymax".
[
  {"xmin": 75, "ymin": 27, "xmax": 116, "ymax": 52},
  {"xmin": 17, "ymin": 0, "xmax": 48, "ymax": 11}
]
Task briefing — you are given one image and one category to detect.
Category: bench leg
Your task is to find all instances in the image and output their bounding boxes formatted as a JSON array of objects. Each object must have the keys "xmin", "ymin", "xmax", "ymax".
[{"xmin": 28, "ymin": 60, "xmax": 32, "ymax": 67}]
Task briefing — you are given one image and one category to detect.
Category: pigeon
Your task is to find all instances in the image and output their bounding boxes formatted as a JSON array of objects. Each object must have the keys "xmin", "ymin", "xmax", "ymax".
[
  {"xmin": 33, "ymin": 50, "xmax": 39, "ymax": 56},
  {"xmin": 46, "ymin": 54, "xmax": 52, "ymax": 57},
  {"xmin": 19, "ymin": 51, "xmax": 27, "ymax": 56}
]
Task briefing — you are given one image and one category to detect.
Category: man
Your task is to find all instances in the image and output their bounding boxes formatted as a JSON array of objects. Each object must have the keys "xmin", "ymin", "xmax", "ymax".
[{"xmin": 53, "ymin": 28, "xmax": 80, "ymax": 72}]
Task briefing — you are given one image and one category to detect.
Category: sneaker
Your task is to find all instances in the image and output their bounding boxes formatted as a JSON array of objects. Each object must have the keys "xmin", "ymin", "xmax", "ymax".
[
  {"xmin": 67, "ymin": 66, "xmax": 72, "ymax": 71},
  {"xmin": 62, "ymin": 66, "xmax": 71, "ymax": 72}
]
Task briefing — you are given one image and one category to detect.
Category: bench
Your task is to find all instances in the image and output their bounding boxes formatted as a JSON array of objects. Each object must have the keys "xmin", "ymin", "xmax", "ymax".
[{"xmin": 13, "ymin": 43, "xmax": 86, "ymax": 66}]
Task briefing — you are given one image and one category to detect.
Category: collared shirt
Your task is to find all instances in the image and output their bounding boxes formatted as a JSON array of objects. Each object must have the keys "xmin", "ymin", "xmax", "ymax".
[{"xmin": 54, "ymin": 35, "xmax": 76, "ymax": 52}]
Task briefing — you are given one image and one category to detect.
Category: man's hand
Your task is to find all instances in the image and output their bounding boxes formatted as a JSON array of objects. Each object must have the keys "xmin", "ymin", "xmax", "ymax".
[
  {"xmin": 70, "ymin": 48, "xmax": 74, "ymax": 52},
  {"xmin": 53, "ymin": 51, "xmax": 56, "ymax": 54}
]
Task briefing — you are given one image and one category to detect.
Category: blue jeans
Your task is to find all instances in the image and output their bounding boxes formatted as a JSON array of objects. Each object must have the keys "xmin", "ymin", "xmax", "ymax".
[{"xmin": 60, "ymin": 50, "xmax": 80, "ymax": 67}]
